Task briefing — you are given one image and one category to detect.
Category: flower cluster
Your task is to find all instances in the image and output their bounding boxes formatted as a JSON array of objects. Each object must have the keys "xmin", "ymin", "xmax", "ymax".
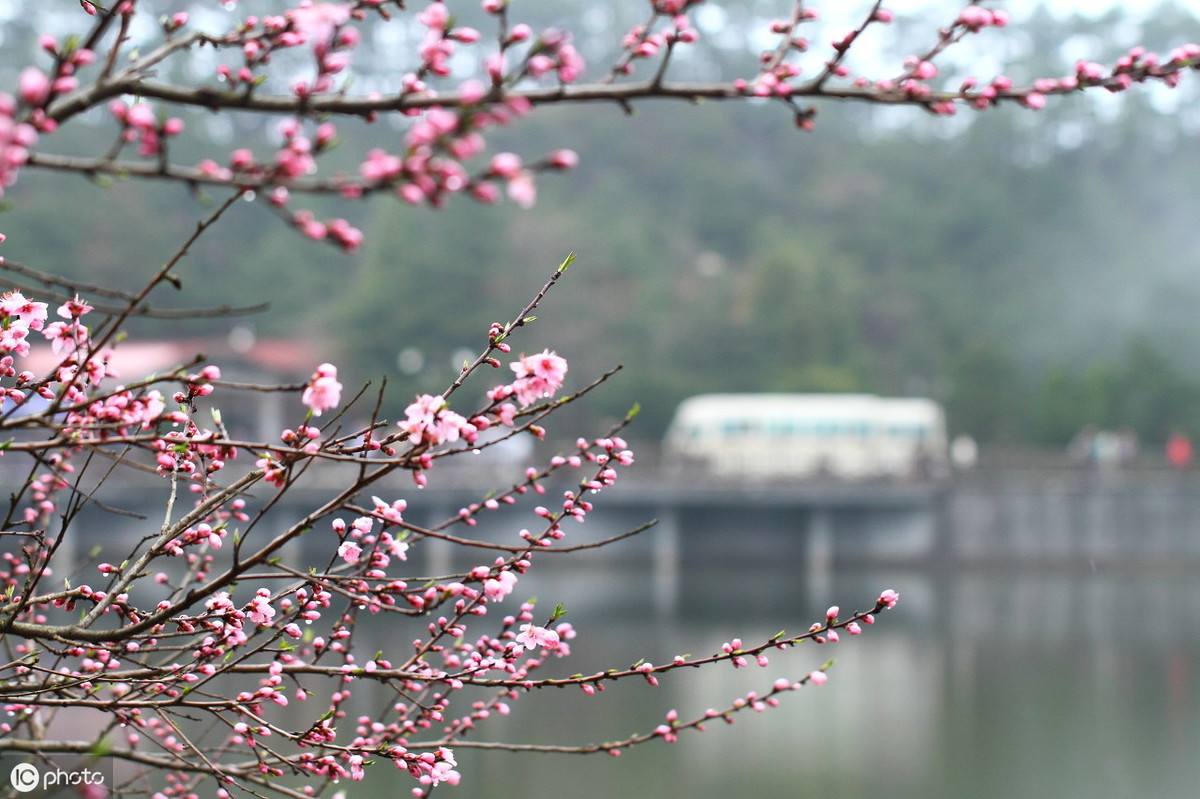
[
  {"xmin": 396, "ymin": 348, "xmax": 568, "ymax": 454},
  {"xmin": 616, "ymin": 6, "xmax": 700, "ymax": 76},
  {"xmin": 509, "ymin": 349, "xmax": 569, "ymax": 407},
  {"xmin": 484, "ymin": 348, "xmax": 569, "ymax": 411},
  {"xmin": 179, "ymin": 0, "xmax": 589, "ymax": 234},
  {"xmin": 957, "ymin": 5, "xmax": 1011, "ymax": 32},
  {"xmin": 0, "ymin": 96, "xmax": 37, "ymax": 198},
  {"xmin": 0, "ymin": 290, "xmax": 138, "ymax": 439},
  {"xmin": 109, "ymin": 99, "xmax": 184, "ymax": 158},
  {"xmin": 12, "ymin": 36, "xmax": 93, "ymax": 137},
  {"xmin": 302, "ymin": 362, "xmax": 342, "ymax": 416},
  {"xmin": 417, "ymin": 2, "xmax": 481, "ymax": 78},
  {"xmin": 400, "ymin": 392, "xmax": 475, "ymax": 447},
  {"xmin": 0, "ymin": 289, "xmax": 48, "ymax": 357}
]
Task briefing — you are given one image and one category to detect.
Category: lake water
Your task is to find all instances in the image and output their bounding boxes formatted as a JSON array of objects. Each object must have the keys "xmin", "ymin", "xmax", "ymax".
[
  {"xmin": 55, "ymin": 469, "xmax": 1200, "ymax": 798},
  {"xmin": 346, "ymin": 534, "xmax": 1200, "ymax": 798}
]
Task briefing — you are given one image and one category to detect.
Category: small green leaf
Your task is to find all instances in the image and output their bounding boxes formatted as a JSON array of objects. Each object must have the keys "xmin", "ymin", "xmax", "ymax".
[{"xmin": 88, "ymin": 737, "xmax": 113, "ymax": 757}]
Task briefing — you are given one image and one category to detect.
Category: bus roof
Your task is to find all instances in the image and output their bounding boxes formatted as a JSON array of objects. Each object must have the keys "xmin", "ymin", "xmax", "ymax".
[{"xmin": 667, "ymin": 393, "xmax": 943, "ymax": 426}]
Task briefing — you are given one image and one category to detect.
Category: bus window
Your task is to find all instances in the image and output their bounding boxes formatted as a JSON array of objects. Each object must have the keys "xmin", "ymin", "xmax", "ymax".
[
  {"xmin": 721, "ymin": 420, "xmax": 751, "ymax": 436},
  {"xmin": 768, "ymin": 419, "xmax": 796, "ymax": 436}
]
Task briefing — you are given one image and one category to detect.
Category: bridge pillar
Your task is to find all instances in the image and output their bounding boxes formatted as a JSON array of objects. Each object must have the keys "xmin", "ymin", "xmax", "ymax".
[
  {"xmin": 653, "ymin": 506, "xmax": 680, "ymax": 616},
  {"xmin": 807, "ymin": 507, "xmax": 833, "ymax": 598}
]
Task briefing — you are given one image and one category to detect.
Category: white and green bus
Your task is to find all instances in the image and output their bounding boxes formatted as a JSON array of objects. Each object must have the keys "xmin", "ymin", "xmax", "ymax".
[{"xmin": 663, "ymin": 393, "xmax": 949, "ymax": 482}]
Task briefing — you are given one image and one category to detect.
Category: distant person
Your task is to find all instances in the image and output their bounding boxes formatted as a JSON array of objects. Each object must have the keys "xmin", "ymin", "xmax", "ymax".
[
  {"xmin": 1116, "ymin": 428, "xmax": 1138, "ymax": 467},
  {"xmin": 1092, "ymin": 429, "xmax": 1122, "ymax": 470},
  {"xmin": 1068, "ymin": 426, "xmax": 1096, "ymax": 466},
  {"xmin": 1166, "ymin": 432, "xmax": 1193, "ymax": 469}
]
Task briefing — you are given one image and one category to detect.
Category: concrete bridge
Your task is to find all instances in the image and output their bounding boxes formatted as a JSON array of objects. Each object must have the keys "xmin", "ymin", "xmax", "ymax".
[{"xmin": 17, "ymin": 450, "xmax": 1200, "ymax": 576}]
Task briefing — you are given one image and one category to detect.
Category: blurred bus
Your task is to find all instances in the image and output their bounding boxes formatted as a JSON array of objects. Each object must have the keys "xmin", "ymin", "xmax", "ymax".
[{"xmin": 663, "ymin": 393, "xmax": 949, "ymax": 482}]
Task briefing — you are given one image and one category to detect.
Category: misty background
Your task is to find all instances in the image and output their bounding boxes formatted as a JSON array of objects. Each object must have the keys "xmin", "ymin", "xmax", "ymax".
[{"xmin": 2, "ymin": 0, "xmax": 1200, "ymax": 448}]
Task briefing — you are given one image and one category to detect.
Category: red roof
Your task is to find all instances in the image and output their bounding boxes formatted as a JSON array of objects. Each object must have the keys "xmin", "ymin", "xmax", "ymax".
[{"xmin": 20, "ymin": 337, "xmax": 326, "ymax": 382}]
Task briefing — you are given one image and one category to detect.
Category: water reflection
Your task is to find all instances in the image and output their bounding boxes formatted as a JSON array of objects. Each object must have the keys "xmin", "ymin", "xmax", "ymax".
[
  {"xmin": 71, "ymin": 469, "xmax": 1194, "ymax": 798},
  {"xmin": 351, "ymin": 558, "xmax": 1200, "ymax": 799}
]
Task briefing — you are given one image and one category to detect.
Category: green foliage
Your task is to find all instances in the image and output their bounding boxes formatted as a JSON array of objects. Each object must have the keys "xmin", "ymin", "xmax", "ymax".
[
  {"xmin": 945, "ymin": 339, "xmax": 1025, "ymax": 442},
  {"xmin": 1031, "ymin": 340, "xmax": 1200, "ymax": 445},
  {"xmin": 4, "ymin": 4, "xmax": 1200, "ymax": 444}
]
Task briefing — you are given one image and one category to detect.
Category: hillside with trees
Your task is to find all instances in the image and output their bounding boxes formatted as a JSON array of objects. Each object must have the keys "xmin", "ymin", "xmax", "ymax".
[{"xmin": 3, "ymin": 2, "xmax": 1200, "ymax": 443}]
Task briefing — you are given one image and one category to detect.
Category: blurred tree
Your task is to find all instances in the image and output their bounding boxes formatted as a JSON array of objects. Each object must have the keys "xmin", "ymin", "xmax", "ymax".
[{"xmin": 945, "ymin": 338, "xmax": 1027, "ymax": 441}]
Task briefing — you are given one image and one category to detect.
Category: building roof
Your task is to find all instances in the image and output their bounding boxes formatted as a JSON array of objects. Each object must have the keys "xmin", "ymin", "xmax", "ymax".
[{"xmin": 20, "ymin": 336, "xmax": 326, "ymax": 383}]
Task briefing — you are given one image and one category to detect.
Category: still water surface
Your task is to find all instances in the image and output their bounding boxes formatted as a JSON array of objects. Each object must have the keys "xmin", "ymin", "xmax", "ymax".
[{"xmin": 347, "ymin": 537, "xmax": 1200, "ymax": 799}]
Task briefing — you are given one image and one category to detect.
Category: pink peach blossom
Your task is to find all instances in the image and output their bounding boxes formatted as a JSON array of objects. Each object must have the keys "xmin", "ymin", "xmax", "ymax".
[
  {"xmin": 514, "ymin": 623, "xmax": 560, "ymax": 650},
  {"xmin": 17, "ymin": 67, "xmax": 50, "ymax": 106},
  {"xmin": 302, "ymin": 363, "xmax": 342, "ymax": 416}
]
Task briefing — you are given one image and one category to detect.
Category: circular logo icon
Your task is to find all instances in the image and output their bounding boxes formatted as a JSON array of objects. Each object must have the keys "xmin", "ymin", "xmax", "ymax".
[{"xmin": 9, "ymin": 763, "xmax": 39, "ymax": 793}]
